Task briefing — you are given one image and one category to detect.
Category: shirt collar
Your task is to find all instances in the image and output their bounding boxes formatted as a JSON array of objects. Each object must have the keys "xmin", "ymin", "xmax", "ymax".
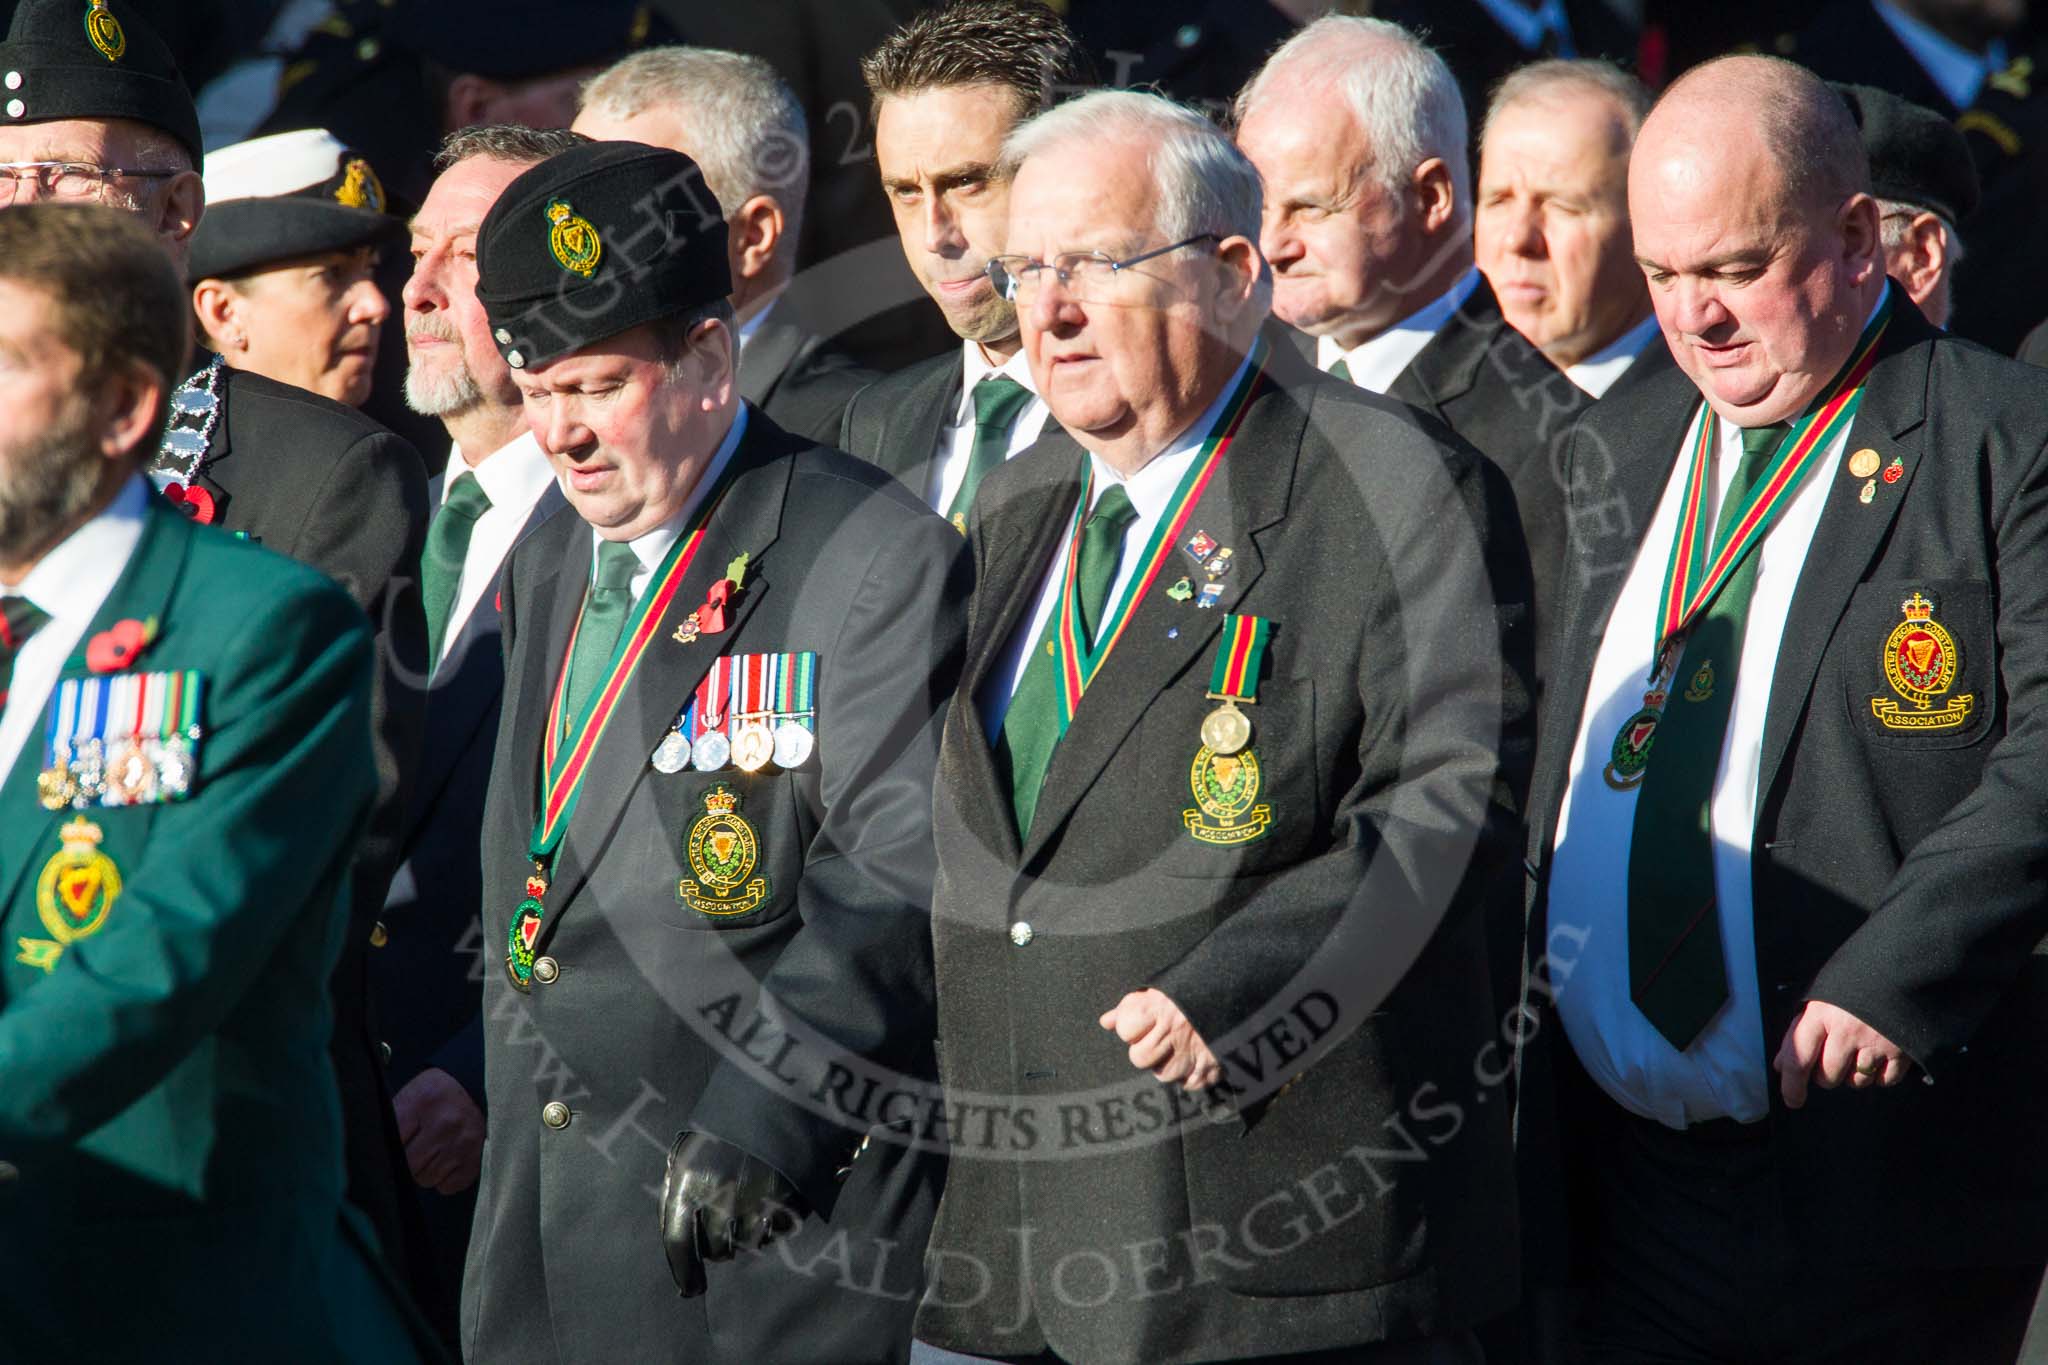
[
  {"xmin": 1874, "ymin": 0, "xmax": 2006, "ymax": 109},
  {"xmin": 446, "ymin": 428, "xmax": 556, "ymax": 516},
  {"xmin": 9, "ymin": 474, "xmax": 148, "ymax": 623},
  {"xmin": 1566, "ymin": 314, "xmax": 1663, "ymax": 398},
  {"xmin": 1086, "ymin": 347, "xmax": 1255, "ymax": 521},
  {"xmin": 737, "ymin": 299, "xmax": 778, "ymax": 352},
  {"xmin": 601, "ymin": 404, "xmax": 751, "ymax": 576},
  {"xmin": 1319, "ymin": 267, "xmax": 1480, "ymax": 391},
  {"xmin": 954, "ymin": 339, "xmax": 1039, "ymax": 424}
]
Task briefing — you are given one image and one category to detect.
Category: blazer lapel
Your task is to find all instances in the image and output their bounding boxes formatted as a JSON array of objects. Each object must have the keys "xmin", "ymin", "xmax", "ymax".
[
  {"xmin": 951, "ymin": 431, "xmax": 1087, "ymax": 866},
  {"xmin": 542, "ymin": 426, "xmax": 791, "ymax": 918},
  {"xmin": 896, "ymin": 353, "xmax": 963, "ymax": 502},
  {"xmin": 1756, "ymin": 311, "xmax": 1936, "ymax": 804},
  {"xmin": 0, "ymin": 501, "xmax": 194, "ymax": 909},
  {"xmin": 1388, "ymin": 279, "xmax": 1499, "ymax": 420},
  {"xmin": 737, "ymin": 318, "xmax": 805, "ymax": 410},
  {"xmin": 1019, "ymin": 374, "xmax": 1299, "ymax": 864}
]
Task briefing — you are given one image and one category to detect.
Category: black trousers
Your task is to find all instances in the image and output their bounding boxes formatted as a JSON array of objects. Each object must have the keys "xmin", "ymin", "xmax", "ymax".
[{"xmin": 1578, "ymin": 1106, "xmax": 2037, "ymax": 1365}]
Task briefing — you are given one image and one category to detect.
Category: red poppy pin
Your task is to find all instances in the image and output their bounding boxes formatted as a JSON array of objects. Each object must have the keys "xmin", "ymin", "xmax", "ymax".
[
  {"xmin": 674, "ymin": 553, "xmax": 750, "ymax": 645},
  {"xmin": 87, "ymin": 617, "xmax": 158, "ymax": 674},
  {"xmin": 163, "ymin": 481, "xmax": 216, "ymax": 524}
]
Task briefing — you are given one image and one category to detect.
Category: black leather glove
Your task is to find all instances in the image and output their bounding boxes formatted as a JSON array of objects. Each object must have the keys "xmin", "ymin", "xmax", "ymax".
[{"xmin": 660, "ymin": 1131, "xmax": 804, "ymax": 1297}]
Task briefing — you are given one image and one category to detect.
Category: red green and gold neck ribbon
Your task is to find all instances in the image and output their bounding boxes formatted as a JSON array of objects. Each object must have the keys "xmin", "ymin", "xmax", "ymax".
[
  {"xmin": 1651, "ymin": 299, "xmax": 1890, "ymax": 665},
  {"xmin": 1051, "ymin": 343, "xmax": 1266, "ymax": 736},
  {"xmin": 1207, "ymin": 612, "xmax": 1270, "ymax": 701},
  {"xmin": 529, "ymin": 474, "xmax": 737, "ymax": 864}
]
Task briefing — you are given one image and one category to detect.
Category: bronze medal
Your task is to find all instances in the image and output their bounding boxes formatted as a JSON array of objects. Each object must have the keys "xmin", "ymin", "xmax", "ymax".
[{"xmin": 1200, "ymin": 700, "xmax": 1251, "ymax": 756}]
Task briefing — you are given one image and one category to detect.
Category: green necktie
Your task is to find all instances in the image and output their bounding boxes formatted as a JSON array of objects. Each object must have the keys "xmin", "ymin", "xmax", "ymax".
[
  {"xmin": 1626, "ymin": 423, "xmax": 1786, "ymax": 1050},
  {"xmin": 0, "ymin": 594, "xmax": 51, "ymax": 709},
  {"xmin": 561, "ymin": 541, "xmax": 640, "ymax": 733},
  {"xmin": 422, "ymin": 471, "xmax": 492, "ymax": 668},
  {"xmin": 1328, "ymin": 356, "xmax": 1353, "ymax": 384},
  {"xmin": 995, "ymin": 482, "xmax": 1137, "ymax": 838},
  {"xmin": 946, "ymin": 376, "xmax": 1034, "ymax": 531}
]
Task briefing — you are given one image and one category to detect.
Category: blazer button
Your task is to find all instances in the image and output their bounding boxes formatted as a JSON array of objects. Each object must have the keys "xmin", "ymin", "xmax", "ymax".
[
  {"xmin": 369, "ymin": 921, "xmax": 388, "ymax": 948},
  {"xmin": 1009, "ymin": 921, "xmax": 1034, "ymax": 947},
  {"xmin": 533, "ymin": 956, "xmax": 560, "ymax": 985},
  {"xmin": 377, "ymin": 1041, "xmax": 392, "ymax": 1066},
  {"xmin": 541, "ymin": 1101, "xmax": 572, "ymax": 1130}
]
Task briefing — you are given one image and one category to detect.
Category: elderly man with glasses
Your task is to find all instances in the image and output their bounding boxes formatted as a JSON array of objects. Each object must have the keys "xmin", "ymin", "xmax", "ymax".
[{"xmin": 912, "ymin": 87, "xmax": 1534, "ymax": 1365}]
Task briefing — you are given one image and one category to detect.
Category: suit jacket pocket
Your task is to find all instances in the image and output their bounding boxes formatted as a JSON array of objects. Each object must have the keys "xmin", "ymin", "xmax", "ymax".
[
  {"xmin": 1843, "ymin": 578, "xmax": 1998, "ymax": 751},
  {"xmin": 1138, "ymin": 679, "xmax": 1319, "ymax": 879},
  {"xmin": 1177, "ymin": 1016, "xmax": 1427, "ymax": 1295},
  {"xmin": 649, "ymin": 768, "xmax": 804, "ymax": 929}
]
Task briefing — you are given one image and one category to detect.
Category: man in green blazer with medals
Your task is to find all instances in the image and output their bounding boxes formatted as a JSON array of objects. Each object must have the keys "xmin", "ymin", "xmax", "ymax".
[{"xmin": 0, "ymin": 204, "xmax": 428, "ymax": 1358}]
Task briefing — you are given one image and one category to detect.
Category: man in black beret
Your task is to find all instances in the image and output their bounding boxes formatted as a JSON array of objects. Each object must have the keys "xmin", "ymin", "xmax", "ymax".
[
  {"xmin": 465, "ymin": 139, "xmax": 963, "ymax": 1363},
  {"xmin": 1834, "ymin": 81, "xmax": 1982, "ymax": 329},
  {"xmin": 0, "ymin": 0, "xmax": 436, "ymax": 1310}
]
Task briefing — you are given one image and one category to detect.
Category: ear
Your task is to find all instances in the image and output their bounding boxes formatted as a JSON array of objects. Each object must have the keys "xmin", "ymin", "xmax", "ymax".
[
  {"xmin": 728, "ymin": 194, "xmax": 786, "ymax": 286},
  {"xmin": 1411, "ymin": 157, "xmax": 1458, "ymax": 235},
  {"xmin": 682, "ymin": 317, "xmax": 737, "ymax": 413},
  {"xmin": 1898, "ymin": 210, "xmax": 1950, "ymax": 300},
  {"xmin": 1838, "ymin": 191, "xmax": 1885, "ymax": 284},
  {"xmin": 444, "ymin": 73, "xmax": 500, "ymax": 132},
  {"xmin": 155, "ymin": 170, "xmax": 204, "ymax": 256},
  {"xmin": 1208, "ymin": 234, "xmax": 1265, "ymax": 327},
  {"xmin": 191, "ymin": 279, "xmax": 244, "ymax": 352},
  {"xmin": 97, "ymin": 359, "xmax": 166, "ymax": 464}
]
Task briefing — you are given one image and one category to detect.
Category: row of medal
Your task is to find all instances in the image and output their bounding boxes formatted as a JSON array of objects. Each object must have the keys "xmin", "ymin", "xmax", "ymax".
[
  {"xmin": 652, "ymin": 651, "xmax": 817, "ymax": 776},
  {"xmin": 38, "ymin": 671, "xmax": 206, "ymax": 810}
]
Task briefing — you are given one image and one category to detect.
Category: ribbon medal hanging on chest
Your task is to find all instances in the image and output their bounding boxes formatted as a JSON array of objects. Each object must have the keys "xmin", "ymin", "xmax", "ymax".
[
  {"xmin": 1183, "ymin": 614, "xmax": 1273, "ymax": 846},
  {"xmin": 729, "ymin": 652, "xmax": 776, "ymax": 773},
  {"xmin": 39, "ymin": 671, "xmax": 205, "ymax": 810},
  {"xmin": 691, "ymin": 656, "xmax": 734, "ymax": 772},
  {"xmin": 21, "ymin": 816, "xmax": 121, "ymax": 972}
]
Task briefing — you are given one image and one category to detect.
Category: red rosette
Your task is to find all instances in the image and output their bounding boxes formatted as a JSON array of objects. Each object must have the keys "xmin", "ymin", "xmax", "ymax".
[
  {"xmin": 163, "ymin": 482, "xmax": 216, "ymax": 524},
  {"xmin": 87, "ymin": 618, "xmax": 156, "ymax": 674}
]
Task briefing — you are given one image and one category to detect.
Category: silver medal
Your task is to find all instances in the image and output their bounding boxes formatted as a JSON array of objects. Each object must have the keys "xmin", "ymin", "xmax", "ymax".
[
  {"xmin": 772, "ymin": 722, "xmax": 814, "ymax": 770},
  {"xmin": 651, "ymin": 730, "xmax": 691, "ymax": 774},
  {"xmin": 691, "ymin": 730, "xmax": 731, "ymax": 772}
]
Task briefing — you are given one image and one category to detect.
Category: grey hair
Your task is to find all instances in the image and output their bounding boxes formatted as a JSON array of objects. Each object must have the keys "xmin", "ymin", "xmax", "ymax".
[
  {"xmin": 1002, "ymin": 89, "xmax": 1263, "ymax": 245},
  {"xmin": 1483, "ymin": 58, "xmax": 1651, "ymax": 144},
  {"xmin": 434, "ymin": 123, "xmax": 588, "ymax": 172},
  {"xmin": 579, "ymin": 47, "xmax": 810, "ymax": 241},
  {"xmin": 1877, "ymin": 197, "xmax": 1965, "ymax": 265},
  {"xmin": 1234, "ymin": 15, "xmax": 1470, "ymax": 214}
]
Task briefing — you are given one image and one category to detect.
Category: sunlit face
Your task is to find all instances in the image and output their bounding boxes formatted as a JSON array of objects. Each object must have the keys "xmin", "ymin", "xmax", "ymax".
[
  {"xmin": 1476, "ymin": 92, "xmax": 1647, "ymax": 368},
  {"xmin": 403, "ymin": 154, "xmax": 528, "ymax": 417},
  {"xmin": 514, "ymin": 320, "xmax": 734, "ymax": 541},
  {"xmin": 1238, "ymin": 93, "xmax": 1428, "ymax": 346},
  {"xmin": 0, "ymin": 279, "xmax": 110, "ymax": 564},
  {"xmin": 216, "ymin": 245, "xmax": 387, "ymax": 406},
  {"xmin": 1006, "ymin": 138, "xmax": 1237, "ymax": 456},
  {"xmin": 874, "ymin": 83, "xmax": 1022, "ymax": 346},
  {"xmin": 1630, "ymin": 125, "xmax": 1880, "ymax": 425}
]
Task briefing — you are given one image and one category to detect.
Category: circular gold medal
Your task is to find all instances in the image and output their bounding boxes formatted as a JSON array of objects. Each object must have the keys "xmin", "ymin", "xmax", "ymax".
[{"xmin": 1200, "ymin": 701, "xmax": 1251, "ymax": 756}]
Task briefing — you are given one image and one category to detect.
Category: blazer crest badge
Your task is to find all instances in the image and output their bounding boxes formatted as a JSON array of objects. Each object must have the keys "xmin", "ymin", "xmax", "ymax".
[
  {"xmin": 1871, "ymin": 591, "xmax": 1975, "ymax": 731},
  {"xmin": 679, "ymin": 783, "xmax": 769, "ymax": 915}
]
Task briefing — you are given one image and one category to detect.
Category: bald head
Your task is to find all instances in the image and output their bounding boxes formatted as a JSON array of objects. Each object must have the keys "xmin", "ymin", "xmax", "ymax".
[{"xmin": 1629, "ymin": 55, "xmax": 1885, "ymax": 426}]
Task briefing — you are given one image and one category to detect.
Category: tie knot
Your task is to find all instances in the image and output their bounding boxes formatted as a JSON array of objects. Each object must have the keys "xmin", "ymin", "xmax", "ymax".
[
  {"xmin": 441, "ymin": 470, "xmax": 492, "ymax": 521},
  {"xmin": 1737, "ymin": 423, "xmax": 1787, "ymax": 467},
  {"xmin": 1087, "ymin": 483, "xmax": 1136, "ymax": 537},
  {"xmin": 970, "ymin": 375, "xmax": 1033, "ymax": 432},
  {"xmin": 593, "ymin": 540, "xmax": 639, "ymax": 594},
  {"xmin": 0, "ymin": 595, "xmax": 50, "ymax": 655}
]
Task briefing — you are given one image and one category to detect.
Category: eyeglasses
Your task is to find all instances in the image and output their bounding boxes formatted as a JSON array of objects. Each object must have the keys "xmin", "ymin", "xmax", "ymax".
[
  {"xmin": 985, "ymin": 233, "xmax": 1220, "ymax": 304},
  {"xmin": 0, "ymin": 161, "xmax": 178, "ymax": 206}
]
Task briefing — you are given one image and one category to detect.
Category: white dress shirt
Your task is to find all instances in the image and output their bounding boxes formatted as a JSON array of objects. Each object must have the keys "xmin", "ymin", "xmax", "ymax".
[
  {"xmin": 927, "ymin": 340, "xmax": 1052, "ymax": 514},
  {"xmin": 0, "ymin": 475, "xmax": 148, "ymax": 780},
  {"xmin": 737, "ymin": 298, "xmax": 776, "ymax": 354},
  {"xmin": 980, "ymin": 351, "xmax": 1254, "ymax": 737},
  {"xmin": 591, "ymin": 404, "xmax": 749, "ymax": 602},
  {"xmin": 1318, "ymin": 268, "xmax": 1480, "ymax": 395},
  {"xmin": 1549, "ymin": 394, "xmax": 1857, "ymax": 1129},
  {"xmin": 1875, "ymin": 0, "xmax": 2007, "ymax": 110},
  {"xmin": 1566, "ymin": 315, "xmax": 1664, "ymax": 399},
  {"xmin": 437, "ymin": 430, "xmax": 558, "ymax": 667}
]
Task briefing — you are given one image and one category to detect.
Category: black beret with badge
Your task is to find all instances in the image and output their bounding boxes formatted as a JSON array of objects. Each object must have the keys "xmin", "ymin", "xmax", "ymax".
[
  {"xmin": 0, "ymin": 0, "xmax": 200, "ymax": 165},
  {"xmin": 1832, "ymin": 81, "xmax": 1983, "ymax": 228},
  {"xmin": 187, "ymin": 128, "xmax": 402, "ymax": 282},
  {"xmin": 475, "ymin": 140, "xmax": 732, "ymax": 372}
]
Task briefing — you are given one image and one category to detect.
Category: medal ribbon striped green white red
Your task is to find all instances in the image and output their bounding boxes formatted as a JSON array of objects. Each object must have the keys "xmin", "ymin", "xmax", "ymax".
[
  {"xmin": 1650, "ymin": 299, "xmax": 1890, "ymax": 668},
  {"xmin": 1052, "ymin": 344, "xmax": 1266, "ymax": 736}
]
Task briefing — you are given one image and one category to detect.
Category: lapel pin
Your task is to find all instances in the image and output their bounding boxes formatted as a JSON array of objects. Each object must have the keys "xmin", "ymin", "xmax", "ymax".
[
  {"xmin": 1883, "ymin": 456, "xmax": 1904, "ymax": 485},
  {"xmin": 1848, "ymin": 448, "xmax": 1881, "ymax": 480},
  {"xmin": 1168, "ymin": 577, "xmax": 1193, "ymax": 602},
  {"xmin": 1859, "ymin": 479, "xmax": 1876, "ymax": 504}
]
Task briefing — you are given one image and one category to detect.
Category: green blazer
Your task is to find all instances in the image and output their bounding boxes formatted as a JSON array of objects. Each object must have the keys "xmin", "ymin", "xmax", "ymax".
[{"xmin": 0, "ymin": 494, "xmax": 425, "ymax": 1361}]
